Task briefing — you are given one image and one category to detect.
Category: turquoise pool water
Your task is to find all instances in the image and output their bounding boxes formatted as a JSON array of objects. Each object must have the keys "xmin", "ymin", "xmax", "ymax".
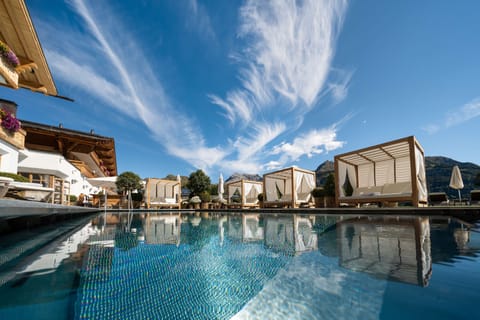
[{"xmin": 0, "ymin": 212, "xmax": 479, "ymax": 319}]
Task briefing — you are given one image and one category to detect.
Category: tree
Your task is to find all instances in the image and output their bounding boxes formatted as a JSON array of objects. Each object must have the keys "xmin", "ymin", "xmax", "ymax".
[
  {"xmin": 323, "ymin": 173, "xmax": 336, "ymax": 197},
  {"xmin": 116, "ymin": 171, "xmax": 143, "ymax": 195},
  {"xmin": 164, "ymin": 174, "xmax": 189, "ymax": 187},
  {"xmin": 164, "ymin": 174, "xmax": 177, "ymax": 181},
  {"xmin": 209, "ymin": 183, "xmax": 218, "ymax": 195},
  {"xmin": 187, "ymin": 169, "xmax": 211, "ymax": 196}
]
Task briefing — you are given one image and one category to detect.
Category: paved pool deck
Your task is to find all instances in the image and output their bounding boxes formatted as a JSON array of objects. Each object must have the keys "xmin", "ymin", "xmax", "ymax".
[{"xmin": 0, "ymin": 199, "xmax": 98, "ymax": 218}]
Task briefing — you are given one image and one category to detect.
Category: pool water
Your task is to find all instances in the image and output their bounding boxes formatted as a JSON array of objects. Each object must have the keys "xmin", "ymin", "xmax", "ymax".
[{"xmin": 0, "ymin": 212, "xmax": 479, "ymax": 319}]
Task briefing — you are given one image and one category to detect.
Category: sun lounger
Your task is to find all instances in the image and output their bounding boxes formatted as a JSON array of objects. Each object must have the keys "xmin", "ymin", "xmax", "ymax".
[
  {"xmin": 428, "ymin": 192, "xmax": 449, "ymax": 206},
  {"xmin": 7, "ymin": 181, "xmax": 54, "ymax": 202},
  {"xmin": 470, "ymin": 190, "xmax": 480, "ymax": 205},
  {"xmin": 0, "ymin": 177, "xmax": 13, "ymax": 197}
]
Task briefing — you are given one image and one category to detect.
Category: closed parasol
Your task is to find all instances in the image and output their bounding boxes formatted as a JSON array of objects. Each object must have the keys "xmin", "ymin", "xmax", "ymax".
[{"xmin": 449, "ymin": 165, "xmax": 464, "ymax": 202}]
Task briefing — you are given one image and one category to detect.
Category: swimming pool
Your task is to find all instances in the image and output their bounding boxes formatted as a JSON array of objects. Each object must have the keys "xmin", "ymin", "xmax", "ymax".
[{"xmin": 0, "ymin": 212, "xmax": 479, "ymax": 319}]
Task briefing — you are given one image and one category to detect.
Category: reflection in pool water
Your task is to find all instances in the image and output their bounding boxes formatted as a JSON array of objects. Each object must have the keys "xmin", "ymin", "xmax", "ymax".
[{"xmin": 0, "ymin": 212, "xmax": 479, "ymax": 319}]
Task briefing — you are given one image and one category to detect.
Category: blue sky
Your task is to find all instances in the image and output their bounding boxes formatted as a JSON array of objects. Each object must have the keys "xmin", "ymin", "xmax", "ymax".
[{"xmin": 1, "ymin": 0, "xmax": 479, "ymax": 180}]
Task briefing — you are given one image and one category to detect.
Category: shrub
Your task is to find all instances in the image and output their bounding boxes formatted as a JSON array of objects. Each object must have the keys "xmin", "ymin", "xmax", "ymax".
[
  {"xmin": 257, "ymin": 193, "xmax": 264, "ymax": 202},
  {"xmin": 69, "ymin": 195, "xmax": 78, "ymax": 203},
  {"xmin": 131, "ymin": 192, "xmax": 143, "ymax": 202},
  {"xmin": 199, "ymin": 191, "xmax": 211, "ymax": 203},
  {"xmin": 0, "ymin": 172, "xmax": 29, "ymax": 182},
  {"xmin": 323, "ymin": 173, "xmax": 336, "ymax": 197},
  {"xmin": 311, "ymin": 187, "xmax": 325, "ymax": 198}
]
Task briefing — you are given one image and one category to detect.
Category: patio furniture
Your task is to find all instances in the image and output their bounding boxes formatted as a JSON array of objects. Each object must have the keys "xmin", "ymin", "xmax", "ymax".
[
  {"xmin": 144, "ymin": 178, "xmax": 181, "ymax": 209},
  {"xmin": 334, "ymin": 136, "xmax": 428, "ymax": 207},
  {"xmin": 470, "ymin": 190, "xmax": 480, "ymax": 205},
  {"xmin": 263, "ymin": 167, "xmax": 315, "ymax": 208},
  {"xmin": 428, "ymin": 192, "xmax": 449, "ymax": 206},
  {"xmin": 225, "ymin": 179, "xmax": 263, "ymax": 209}
]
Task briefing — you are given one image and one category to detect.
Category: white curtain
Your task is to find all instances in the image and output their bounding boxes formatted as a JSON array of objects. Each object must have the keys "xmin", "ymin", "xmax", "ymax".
[
  {"xmin": 246, "ymin": 183, "xmax": 262, "ymax": 204},
  {"xmin": 228, "ymin": 184, "xmax": 241, "ymax": 203},
  {"xmin": 294, "ymin": 171, "xmax": 304, "ymax": 201},
  {"xmin": 277, "ymin": 179, "xmax": 286, "ymax": 199},
  {"xmin": 338, "ymin": 161, "xmax": 347, "ymax": 197},
  {"xmin": 415, "ymin": 146, "xmax": 428, "ymax": 202},
  {"xmin": 347, "ymin": 165, "xmax": 357, "ymax": 190},
  {"xmin": 265, "ymin": 178, "xmax": 277, "ymax": 201},
  {"xmin": 253, "ymin": 183, "xmax": 262, "ymax": 195},
  {"xmin": 284, "ymin": 178, "xmax": 292, "ymax": 200},
  {"xmin": 243, "ymin": 182, "xmax": 253, "ymax": 203},
  {"xmin": 295, "ymin": 172, "xmax": 315, "ymax": 203}
]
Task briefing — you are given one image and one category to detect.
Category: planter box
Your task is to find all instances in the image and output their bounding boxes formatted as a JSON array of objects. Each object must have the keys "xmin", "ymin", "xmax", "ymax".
[
  {"xmin": 0, "ymin": 126, "xmax": 25, "ymax": 149},
  {"xmin": 0, "ymin": 55, "xmax": 19, "ymax": 88}
]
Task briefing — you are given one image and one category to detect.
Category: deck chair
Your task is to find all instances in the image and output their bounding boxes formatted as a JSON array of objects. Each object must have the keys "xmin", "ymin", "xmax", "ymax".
[
  {"xmin": 470, "ymin": 190, "xmax": 480, "ymax": 205},
  {"xmin": 428, "ymin": 192, "xmax": 449, "ymax": 206}
]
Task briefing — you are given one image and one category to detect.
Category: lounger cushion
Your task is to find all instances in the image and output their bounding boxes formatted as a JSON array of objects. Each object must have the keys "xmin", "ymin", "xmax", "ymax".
[
  {"xmin": 151, "ymin": 197, "xmax": 165, "ymax": 203},
  {"xmin": 382, "ymin": 182, "xmax": 411, "ymax": 195},
  {"xmin": 353, "ymin": 186, "xmax": 382, "ymax": 196}
]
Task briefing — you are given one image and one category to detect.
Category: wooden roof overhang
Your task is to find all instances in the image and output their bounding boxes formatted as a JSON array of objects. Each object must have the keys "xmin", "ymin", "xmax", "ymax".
[
  {"xmin": 0, "ymin": 0, "xmax": 61, "ymax": 97},
  {"xmin": 20, "ymin": 120, "xmax": 117, "ymax": 177}
]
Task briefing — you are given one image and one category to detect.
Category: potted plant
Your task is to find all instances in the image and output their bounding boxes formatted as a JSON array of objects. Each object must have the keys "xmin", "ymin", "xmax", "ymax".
[
  {"xmin": 190, "ymin": 195, "xmax": 201, "ymax": 209},
  {"xmin": 0, "ymin": 40, "xmax": 20, "ymax": 87},
  {"xmin": 199, "ymin": 191, "xmax": 211, "ymax": 209},
  {"xmin": 323, "ymin": 173, "xmax": 336, "ymax": 207},
  {"xmin": 311, "ymin": 187, "xmax": 325, "ymax": 208},
  {"xmin": 257, "ymin": 193, "xmax": 264, "ymax": 208}
]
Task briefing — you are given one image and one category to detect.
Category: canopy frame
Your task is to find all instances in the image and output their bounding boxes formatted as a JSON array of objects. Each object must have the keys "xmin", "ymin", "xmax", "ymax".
[
  {"xmin": 334, "ymin": 136, "xmax": 428, "ymax": 207},
  {"xmin": 144, "ymin": 178, "xmax": 181, "ymax": 209},
  {"xmin": 263, "ymin": 166, "xmax": 316, "ymax": 208},
  {"xmin": 224, "ymin": 179, "xmax": 263, "ymax": 208}
]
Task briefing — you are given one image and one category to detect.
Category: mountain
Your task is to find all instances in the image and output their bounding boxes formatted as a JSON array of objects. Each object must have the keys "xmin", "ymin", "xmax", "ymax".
[
  {"xmin": 225, "ymin": 173, "xmax": 263, "ymax": 184},
  {"xmin": 425, "ymin": 156, "xmax": 480, "ymax": 199},
  {"xmin": 315, "ymin": 160, "xmax": 334, "ymax": 187},
  {"xmin": 314, "ymin": 157, "xmax": 480, "ymax": 199}
]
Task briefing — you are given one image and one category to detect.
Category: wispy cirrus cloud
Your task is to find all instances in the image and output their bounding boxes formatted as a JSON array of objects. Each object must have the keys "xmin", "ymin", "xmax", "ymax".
[
  {"xmin": 185, "ymin": 0, "xmax": 217, "ymax": 42},
  {"xmin": 210, "ymin": 0, "xmax": 349, "ymax": 124},
  {"xmin": 445, "ymin": 98, "xmax": 480, "ymax": 127},
  {"xmin": 39, "ymin": 0, "xmax": 350, "ymax": 176},
  {"xmin": 423, "ymin": 98, "xmax": 480, "ymax": 134},
  {"xmin": 210, "ymin": 0, "xmax": 349, "ymax": 172},
  {"xmin": 269, "ymin": 117, "xmax": 348, "ymax": 169},
  {"xmin": 44, "ymin": 0, "xmax": 226, "ymax": 170}
]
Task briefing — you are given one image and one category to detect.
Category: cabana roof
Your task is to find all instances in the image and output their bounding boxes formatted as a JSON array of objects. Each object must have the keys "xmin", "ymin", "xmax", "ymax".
[
  {"xmin": 0, "ymin": 0, "xmax": 62, "ymax": 98},
  {"xmin": 336, "ymin": 136, "xmax": 424, "ymax": 166},
  {"xmin": 264, "ymin": 166, "xmax": 315, "ymax": 179}
]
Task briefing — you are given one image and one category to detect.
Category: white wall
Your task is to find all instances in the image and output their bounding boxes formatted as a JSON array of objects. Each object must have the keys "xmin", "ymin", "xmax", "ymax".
[
  {"xmin": 0, "ymin": 140, "xmax": 19, "ymax": 173},
  {"xmin": 17, "ymin": 149, "xmax": 99, "ymax": 197}
]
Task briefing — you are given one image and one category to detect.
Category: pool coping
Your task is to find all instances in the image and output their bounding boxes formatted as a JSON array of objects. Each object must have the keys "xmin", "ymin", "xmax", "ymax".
[{"xmin": 0, "ymin": 198, "xmax": 99, "ymax": 219}]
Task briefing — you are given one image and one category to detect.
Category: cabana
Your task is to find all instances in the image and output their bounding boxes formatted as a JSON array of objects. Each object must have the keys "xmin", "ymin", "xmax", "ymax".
[
  {"xmin": 263, "ymin": 167, "xmax": 316, "ymax": 208},
  {"xmin": 225, "ymin": 179, "xmax": 263, "ymax": 208},
  {"xmin": 334, "ymin": 136, "xmax": 428, "ymax": 207},
  {"xmin": 144, "ymin": 178, "xmax": 181, "ymax": 209}
]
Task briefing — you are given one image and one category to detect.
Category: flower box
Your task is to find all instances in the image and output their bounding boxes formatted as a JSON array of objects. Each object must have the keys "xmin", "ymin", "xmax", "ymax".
[
  {"xmin": 0, "ymin": 125, "xmax": 25, "ymax": 149},
  {"xmin": 0, "ymin": 55, "xmax": 19, "ymax": 88}
]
